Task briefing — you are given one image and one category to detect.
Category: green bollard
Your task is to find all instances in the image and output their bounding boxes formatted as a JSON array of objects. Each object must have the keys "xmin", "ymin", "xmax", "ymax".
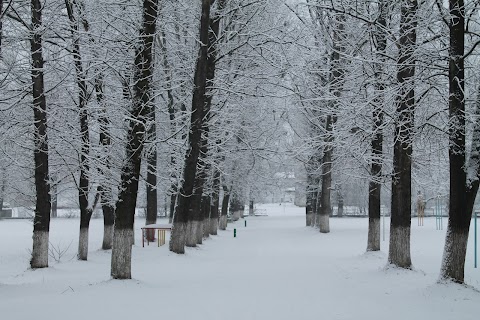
[{"xmin": 234, "ymin": 228, "xmax": 236, "ymax": 238}]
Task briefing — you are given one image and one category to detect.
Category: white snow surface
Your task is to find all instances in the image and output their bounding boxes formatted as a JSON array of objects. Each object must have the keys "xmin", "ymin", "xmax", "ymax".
[{"xmin": 0, "ymin": 203, "xmax": 479, "ymax": 320}]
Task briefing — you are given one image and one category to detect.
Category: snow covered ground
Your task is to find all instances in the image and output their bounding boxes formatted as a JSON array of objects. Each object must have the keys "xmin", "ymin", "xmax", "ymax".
[{"xmin": 0, "ymin": 203, "xmax": 478, "ymax": 320}]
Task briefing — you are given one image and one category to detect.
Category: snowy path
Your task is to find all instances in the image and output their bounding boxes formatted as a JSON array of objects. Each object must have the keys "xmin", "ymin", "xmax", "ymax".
[{"xmin": 0, "ymin": 204, "xmax": 479, "ymax": 320}]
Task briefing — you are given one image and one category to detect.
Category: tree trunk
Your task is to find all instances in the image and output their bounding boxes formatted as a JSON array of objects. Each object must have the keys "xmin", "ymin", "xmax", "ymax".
[
  {"xmin": 314, "ymin": 182, "xmax": 321, "ymax": 228},
  {"xmin": 65, "ymin": 0, "xmax": 93, "ymax": 261},
  {"xmin": 336, "ymin": 186, "xmax": 343, "ymax": 217},
  {"xmin": 440, "ymin": 0, "xmax": 472, "ymax": 283},
  {"xmin": 145, "ymin": 112, "xmax": 158, "ymax": 241},
  {"xmin": 249, "ymin": 200, "xmax": 254, "ymax": 216},
  {"xmin": 367, "ymin": 0, "xmax": 388, "ymax": 252},
  {"xmin": 230, "ymin": 192, "xmax": 244, "ymax": 221},
  {"xmin": 111, "ymin": 0, "xmax": 158, "ymax": 279},
  {"xmin": 319, "ymin": 142, "xmax": 332, "ymax": 233},
  {"xmin": 74, "ymin": 1, "xmax": 116, "ymax": 250},
  {"xmin": 51, "ymin": 183, "xmax": 58, "ymax": 218},
  {"xmin": 210, "ymin": 169, "xmax": 220, "ymax": 235},
  {"xmin": 101, "ymin": 198, "xmax": 114, "ymax": 250},
  {"xmin": 159, "ymin": 22, "xmax": 179, "ymax": 227},
  {"xmin": 169, "ymin": 193, "xmax": 176, "ymax": 223},
  {"xmin": 388, "ymin": 0, "xmax": 417, "ymax": 269},
  {"xmin": 202, "ymin": 196, "xmax": 210, "ymax": 240},
  {"xmin": 305, "ymin": 173, "xmax": 314, "ymax": 226},
  {"xmin": 318, "ymin": 13, "xmax": 345, "ymax": 233},
  {"xmin": 219, "ymin": 185, "xmax": 230, "ymax": 230},
  {"xmin": 170, "ymin": 0, "xmax": 211, "ymax": 254},
  {"xmin": 30, "ymin": 0, "xmax": 51, "ymax": 269}
]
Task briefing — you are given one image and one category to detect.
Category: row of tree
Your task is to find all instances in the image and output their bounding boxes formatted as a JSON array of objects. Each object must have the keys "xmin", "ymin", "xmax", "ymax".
[
  {"xmin": 3, "ymin": 0, "xmax": 477, "ymax": 285},
  {"xmin": 292, "ymin": 0, "xmax": 479, "ymax": 284},
  {"xmin": 1, "ymin": 0, "xmax": 291, "ymax": 279}
]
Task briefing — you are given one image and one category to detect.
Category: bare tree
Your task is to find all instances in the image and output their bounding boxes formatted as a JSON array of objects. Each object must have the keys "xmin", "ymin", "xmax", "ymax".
[
  {"xmin": 64, "ymin": 0, "xmax": 97, "ymax": 261},
  {"xmin": 111, "ymin": 0, "xmax": 159, "ymax": 279},
  {"xmin": 170, "ymin": 0, "xmax": 211, "ymax": 254},
  {"xmin": 30, "ymin": 0, "xmax": 51, "ymax": 269},
  {"xmin": 439, "ymin": 0, "xmax": 477, "ymax": 283},
  {"xmin": 367, "ymin": 0, "xmax": 388, "ymax": 252},
  {"xmin": 388, "ymin": 0, "xmax": 418, "ymax": 269}
]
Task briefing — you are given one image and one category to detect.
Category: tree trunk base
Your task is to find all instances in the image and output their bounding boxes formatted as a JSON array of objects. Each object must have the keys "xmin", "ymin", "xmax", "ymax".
[
  {"xmin": 219, "ymin": 216, "xmax": 227, "ymax": 230},
  {"xmin": 232, "ymin": 210, "xmax": 241, "ymax": 221},
  {"xmin": 111, "ymin": 228, "xmax": 133, "ymax": 279},
  {"xmin": 102, "ymin": 224, "xmax": 113, "ymax": 250},
  {"xmin": 169, "ymin": 222, "xmax": 186, "ymax": 254},
  {"xmin": 31, "ymin": 230, "xmax": 49, "ymax": 269},
  {"xmin": 197, "ymin": 220, "xmax": 204, "ymax": 244},
  {"xmin": 203, "ymin": 218, "xmax": 210, "ymax": 238},
  {"xmin": 315, "ymin": 214, "xmax": 320, "ymax": 228},
  {"xmin": 319, "ymin": 215, "xmax": 330, "ymax": 233},
  {"xmin": 439, "ymin": 225, "xmax": 469, "ymax": 283},
  {"xmin": 306, "ymin": 213, "xmax": 313, "ymax": 226},
  {"xmin": 388, "ymin": 225, "xmax": 411, "ymax": 269},
  {"xmin": 186, "ymin": 220, "xmax": 198, "ymax": 247},
  {"xmin": 78, "ymin": 227, "xmax": 89, "ymax": 260},
  {"xmin": 367, "ymin": 218, "xmax": 380, "ymax": 251},
  {"xmin": 209, "ymin": 218, "xmax": 218, "ymax": 235}
]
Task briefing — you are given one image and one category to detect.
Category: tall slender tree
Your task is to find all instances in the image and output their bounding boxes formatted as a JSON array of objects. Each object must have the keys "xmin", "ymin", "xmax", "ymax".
[
  {"xmin": 145, "ymin": 96, "xmax": 158, "ymax": 241},
  {"xmin": 64, "ymin": 0, "xmax": 96, "ymax": 261},
  {"xmin": 30, "ymin": 0, "xmax": 51, "ymax": 269},
  {"xmin": 367, "ymin": 0, "xmax": 388, "ymax": 252},
  {"xmin": 170, "ymin": 0, "xmax": 212, "ymax": 254},
  {"xmin": 111, "ymin": 0, "xmax": 159, "ymax": 279},
  {"xmin": 439, "ymin": 0, "xmax": 472, "ymax": 283},
  {"xmin": 388, "ymin": 0, "xmax": 417, "ymax": 269},
  {"xmin": 319, "ymin": 11, "xmax": 345, "ymax": 233}
]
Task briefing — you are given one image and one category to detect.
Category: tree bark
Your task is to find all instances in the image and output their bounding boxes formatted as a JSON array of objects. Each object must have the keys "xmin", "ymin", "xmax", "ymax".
[
  {"xmin": 202, "ymin": 195, "xmax": 210, "ymax": 239},
  {"xmin": 319, "ymin": 13, "xmax": 345, "ymax": 233},
  {"xmin": 367, "ymin": 0, "xmax": 388, "ymax": 252},
  {"xmin": 336, "ymin": 185, "xmax": 343, "ymax": 217},
  {"xmin": 440, "ymin": 0, "xmax": 473, "ymax": 283},
  {"xmin": 230, "ymin": 192, "xmax": 244, "ymax": 221},
  {"xmin": 305, "ymin": 172, "xmax": 314, "ymax": 226},
  {"xmin": 96, "ymin": 76, "xmax": 115, "ymax": 250},
  {"xmin": 74, "ymin": 0, "xmax": 115, "ymax": 250},
  {"xmin": 219, "ymin": 185, "xmax": 230, "ymax": 230},
  {"xmin": 145, "ymin": 110, "xmax": 158, "ymax": 241},
  {"xmin": 210, "ymin": 168, "xmax": 220, "ymax": 235},
  {"xmin": 51, "ymin": 183, "xmax": 58, "ymax": 218},
  {"xmin": 30, "ymin": 0, "xmax": 51, "ymax": 269},
  {"xmin": 170, "ymin": 0, "xmax": 211, "ymax": 254},
  {"xmin": 388, "ymin": 0, "xmax": 417, "ymax": 269},
  {"xmin": 65, "ymin": 0, "xmax": 94, "ymax": 261},
  {"xmin": 111, "ymin": 0, "xmax": 159, "ymax": 279}
]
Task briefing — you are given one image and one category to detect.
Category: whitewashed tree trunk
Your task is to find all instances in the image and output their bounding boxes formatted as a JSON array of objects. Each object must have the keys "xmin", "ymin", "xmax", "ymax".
[
  {"xmin": 367, "ymin": 218, "xmax": 380, "ymax": 251},
  {"xmin": 111, "ymin": 228, "xmax": 133, "ymax": 279},
  {"xmin": 102, "ymin": 224, "xmax": 113, "ymax": 250},
  {"xmin": 169, "ymin": 222, "xmax": 187, "ymax": 253},
  {"xmin": 440, "ymin": 225, "xmax": 469, "ymax": 282},
  {"xmin": 306, "ymin": 213, "xmax": 313, "ymax": 226},
  {"xmin": 186, "ymin": 220, "xmax": 199, "ymax": 247},
  {"xmin": 78, "ymin": 228, "xmax": 89, "ymax": 260},
  {"xmin": 197, "ymin": 219, "xmax": 204, "ymax": 244},
  {"xmin": 30, "ymin": 0, "xmax": 51, "ymax": 269},
  {"xmin": 209, "ymin": 218, "xmax": 218, "ymax": 235},
  {"xmin": 31, "ymin": 231, "xmax": 49, "ymax": 268},
  {"xmin": 388, "ymin": 226, "xmax": 411, "ymax": 268},
  {"xmin": 319, "ymin": 214, "xmax": 329, "ymax": 233},
  {"xmin": 219, "ymin": 215, "xmax": 227, "ymax": 230}
]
